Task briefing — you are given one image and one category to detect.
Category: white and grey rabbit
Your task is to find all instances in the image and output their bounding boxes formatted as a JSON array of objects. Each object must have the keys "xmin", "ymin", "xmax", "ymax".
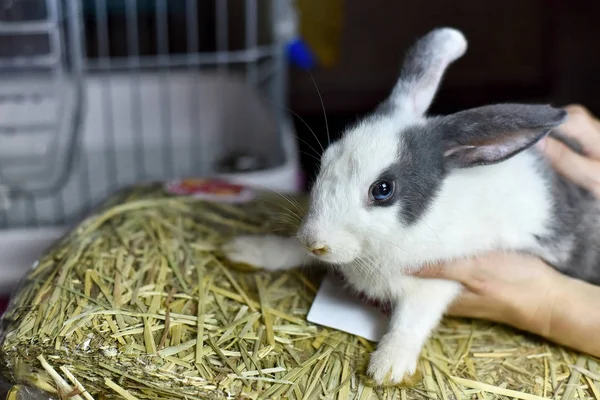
[{"xmin": 222, "ymin": 27, "xmax": 600, "ymax": 385}]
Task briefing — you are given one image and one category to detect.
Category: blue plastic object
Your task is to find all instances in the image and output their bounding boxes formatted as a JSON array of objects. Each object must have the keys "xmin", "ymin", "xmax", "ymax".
[{"xmin": 287, "ymin": 38, "xmax": 316, "ymax": 70}]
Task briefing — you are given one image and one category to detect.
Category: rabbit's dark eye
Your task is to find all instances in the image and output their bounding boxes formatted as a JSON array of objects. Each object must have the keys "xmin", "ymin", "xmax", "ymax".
[{"xmin": 369, "ymin": 180, "xmax": 395, "ymax": 202}]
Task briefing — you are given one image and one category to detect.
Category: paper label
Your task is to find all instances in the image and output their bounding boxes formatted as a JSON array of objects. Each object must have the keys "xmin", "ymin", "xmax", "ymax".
[
  {"xmin": 164, "ymin": 178, "xmax": 256, "ymax": 203},
  {"xmin": 306, "ymin": 274, "xmax": 388, "ymax": 342}
]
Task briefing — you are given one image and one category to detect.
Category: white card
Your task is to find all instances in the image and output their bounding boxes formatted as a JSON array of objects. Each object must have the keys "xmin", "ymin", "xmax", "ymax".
[{"xmin": 306, "ymin": 274, "xmax": 388, "ymax": 342}]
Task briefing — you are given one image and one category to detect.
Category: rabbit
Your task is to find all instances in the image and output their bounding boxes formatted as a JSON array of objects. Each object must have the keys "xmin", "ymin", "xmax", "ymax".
[{"xmin": 221, "ymin": 27, "xmax": 600, "ymax": 385}]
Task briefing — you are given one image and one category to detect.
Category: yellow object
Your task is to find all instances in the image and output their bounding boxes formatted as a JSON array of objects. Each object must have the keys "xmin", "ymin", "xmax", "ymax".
[{"xmin": 296, "ymin": 0, "xmax": 344, "ymax": 68}]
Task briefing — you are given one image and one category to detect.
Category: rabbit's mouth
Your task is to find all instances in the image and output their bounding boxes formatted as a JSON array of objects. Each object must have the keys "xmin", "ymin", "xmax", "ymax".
[{"xmin": 305, "ymin": 243, "xmax": 362, "ymax": 265}]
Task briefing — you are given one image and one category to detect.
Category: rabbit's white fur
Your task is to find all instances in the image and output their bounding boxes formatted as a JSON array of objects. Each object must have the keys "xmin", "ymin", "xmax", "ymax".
[
  {"xmin": 224, "ymin": 120, "xmax": 553, "ymax": 383},
  {"xmin": 223, "ymin": 27, "xmax": 559, "ymax": 384}
]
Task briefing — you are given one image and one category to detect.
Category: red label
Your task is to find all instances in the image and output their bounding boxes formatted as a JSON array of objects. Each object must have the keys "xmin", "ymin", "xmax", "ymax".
[{"xmin": 164, "ymin": 178, "xmax": 256, "ymax": 203}]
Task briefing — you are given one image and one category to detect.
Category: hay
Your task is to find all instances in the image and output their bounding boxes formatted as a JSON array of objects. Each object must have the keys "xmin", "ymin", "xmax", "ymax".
[{"xmin": 0, "ymin": 183, "xmax": 598, "ymax": 399}]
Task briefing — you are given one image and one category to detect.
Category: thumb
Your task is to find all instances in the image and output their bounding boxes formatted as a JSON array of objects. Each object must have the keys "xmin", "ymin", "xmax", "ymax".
[{"xmin": 539, "ymin": 136, "xmax": 600, "ymax": 197}]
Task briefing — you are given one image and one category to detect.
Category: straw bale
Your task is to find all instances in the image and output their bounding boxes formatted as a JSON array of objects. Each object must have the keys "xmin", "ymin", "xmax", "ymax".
[{"xmin": 0, "ymin": 183, "xmax": 597, "ymax": 399}]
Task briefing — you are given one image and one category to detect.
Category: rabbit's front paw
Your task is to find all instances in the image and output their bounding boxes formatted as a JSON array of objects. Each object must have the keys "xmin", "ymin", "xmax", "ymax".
[
  {"xmin": 367, "ymin": 334, "xmax": 421, "ymax": 385},
  {"xmin": 221, "ymin": 234, "xmax": 305, "ymax": 271},
  {"xmin": 222, "ymin": 235, "xmax": 274, "ymax": 270}
]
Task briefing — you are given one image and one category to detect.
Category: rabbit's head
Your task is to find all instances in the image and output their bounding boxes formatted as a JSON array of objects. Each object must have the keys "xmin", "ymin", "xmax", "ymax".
[{"xmin": 296, "ymin": 28, "xmax": 566, "ymax": 270}]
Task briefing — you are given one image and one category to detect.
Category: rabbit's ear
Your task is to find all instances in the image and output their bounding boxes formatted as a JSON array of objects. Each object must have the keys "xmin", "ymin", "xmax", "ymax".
[
  {"xmin": 382, "ymin": 27, "xmax": 467, "ymax": 118},
  {"xmin": 440, "ymin": 104, "xmax": 567, "ymax": 169}
]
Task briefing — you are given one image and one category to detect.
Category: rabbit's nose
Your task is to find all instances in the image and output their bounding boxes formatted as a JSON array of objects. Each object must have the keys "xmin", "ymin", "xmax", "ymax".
[
  {"xmin": 309, "ymin": 245, "xmax": 329, "ymax": 256},
  {"xmin": 296, "ymin": 223, "xmax": 329, "ymax": 255},
  {"xmin": 296, "ymin": 232, "xmax": 329, "ymax": 256}
]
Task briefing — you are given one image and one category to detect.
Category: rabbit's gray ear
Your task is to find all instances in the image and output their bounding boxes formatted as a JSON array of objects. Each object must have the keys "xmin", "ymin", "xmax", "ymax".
[
  {"xmin": 383, "ymin": 27, "xmax": 467, "ymax": 117},
  {"xmin": 441, "ymin": 104, "xmax": 568, "ymax": 169}
]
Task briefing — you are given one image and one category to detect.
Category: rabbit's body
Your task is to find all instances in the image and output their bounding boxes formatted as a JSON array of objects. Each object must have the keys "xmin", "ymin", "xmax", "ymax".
[
  {"xmin": 223, "ymin": 27, "xmax": 600, "ymax": 385},
  {"xmin": 534, "ymin": 136, "xmax": 600, "ymax": 284}
]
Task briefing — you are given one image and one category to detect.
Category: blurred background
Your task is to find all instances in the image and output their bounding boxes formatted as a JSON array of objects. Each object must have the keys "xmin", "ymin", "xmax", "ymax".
[{"xmin": 0, "ymin": 0, "xmax": 598, "ymax": 296}]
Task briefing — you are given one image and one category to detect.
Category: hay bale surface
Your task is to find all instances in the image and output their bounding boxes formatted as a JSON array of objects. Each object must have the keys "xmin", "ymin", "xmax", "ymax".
[{"xmin": 0, "ymin": 183, "xmax": 597, "ymax": 399}]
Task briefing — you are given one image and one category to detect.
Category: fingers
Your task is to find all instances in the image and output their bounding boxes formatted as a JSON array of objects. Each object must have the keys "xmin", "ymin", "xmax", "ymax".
[
  {"xmin": 535, "ymin": 104, "xmax": 600, "ymax": 197},
  {"xmin": 539, "ymin": 136, "xmax": 600, "ymax": 197},
  {"xmin": 444, "ymin": 291, "xmax": 490, "ymax": 319},
  {"xmin": 559, "ymin": 105, "xmax": 600, "ymax": 159},
  {"xmin": 423, "ymin": 282, "xmax": 506, "ymax": 324},
  {"xmin": 413, "ymin": 257, "xmax": 478, "ymax": 286},
  {"xmin": 413, "ymin": 263, "xmax": 493, "ymax": 319}
]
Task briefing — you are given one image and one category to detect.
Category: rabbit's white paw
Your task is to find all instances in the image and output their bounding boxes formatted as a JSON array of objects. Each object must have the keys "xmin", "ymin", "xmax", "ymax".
[
  {"xmin": 367, "ymin": 333, "xmax": 421, "ymax": 385},
  {"xmin": 222, "ymin": 235, "xmax": 271, "ymax": 269},
  {"xmin": 222, "ymin": 234, "xmax": 306, "ymax": 271}
]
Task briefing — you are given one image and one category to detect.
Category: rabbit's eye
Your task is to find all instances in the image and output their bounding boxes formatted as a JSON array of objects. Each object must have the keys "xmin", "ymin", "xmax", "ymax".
[{"xmin": 369, "ymin": 180, "xmax": 395, "ymax": 202}]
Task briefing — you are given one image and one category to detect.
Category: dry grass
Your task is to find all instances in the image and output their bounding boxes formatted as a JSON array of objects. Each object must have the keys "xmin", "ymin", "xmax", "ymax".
[{"xmin": 0, "ymin": 184, "xmax": 598, "ymax": 399}]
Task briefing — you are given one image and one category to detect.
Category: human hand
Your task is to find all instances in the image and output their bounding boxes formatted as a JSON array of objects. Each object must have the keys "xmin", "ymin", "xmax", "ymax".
[
  {"xmin": 537, "ymin": 104, "xmax": 600, "ymax": 196},
  {"xmin": 415, "ymin": 251, "xmax": 600, "ymax": 357},
  {"xmin": 413, "ymin": 252, "xmax": 561, "ymax": 338}
]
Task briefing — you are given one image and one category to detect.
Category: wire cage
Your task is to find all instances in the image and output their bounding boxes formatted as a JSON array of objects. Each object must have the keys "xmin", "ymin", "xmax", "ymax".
[{"xmin": 0, "ymin": 0, "xmax": 299, "ymax": 229}]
